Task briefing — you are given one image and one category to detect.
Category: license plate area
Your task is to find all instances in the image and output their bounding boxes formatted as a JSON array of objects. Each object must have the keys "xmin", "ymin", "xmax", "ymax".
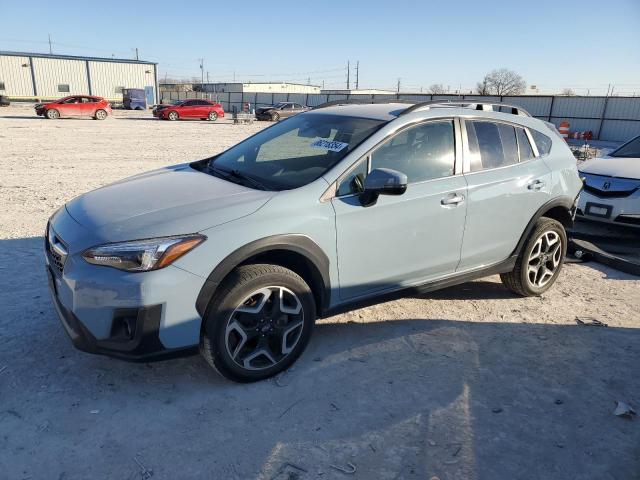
[{"xmin": 585, "ymin": 202, "xmax": 612, "ymax": 219}]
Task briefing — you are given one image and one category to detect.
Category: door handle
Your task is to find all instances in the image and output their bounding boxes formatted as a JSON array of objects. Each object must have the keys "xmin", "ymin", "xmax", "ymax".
[
  {"xmin": 527, "ymin": 179, "xmax": 545, "ymax": 191},
  {"xmin": 441, "ymin": 193, "xmax": 465, "ymax": 206}
]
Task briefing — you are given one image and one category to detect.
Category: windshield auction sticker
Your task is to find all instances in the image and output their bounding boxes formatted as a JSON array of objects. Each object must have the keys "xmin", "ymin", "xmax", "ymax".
[{"xmin": 310, "ymin": 139, "xmax": 349, "ymax": 152}]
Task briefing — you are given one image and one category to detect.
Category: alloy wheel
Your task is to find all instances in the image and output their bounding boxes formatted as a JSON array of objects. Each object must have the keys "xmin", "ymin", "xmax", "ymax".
[
  {"xmin": 224, "ymin": 286, "xmax": 305, "ymax": 371},
  {"xmin": 208, "ymin": 111, "xmax": 217, "ymax": 121},
  {"xmin": 95, "ymin": 109, "xmax": 107, "ymax": 120},
  {"xmin": 527, "ymin": 231, "xmax": 562, "ymax": 288}
]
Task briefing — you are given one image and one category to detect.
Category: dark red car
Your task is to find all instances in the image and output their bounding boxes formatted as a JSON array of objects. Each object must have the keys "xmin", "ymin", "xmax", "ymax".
[
  {"xmin": 35, "ymin": 95, "xmax": 112, "ymax": 120},
  {"xmin": 153, "ymin": 99, "xmax": 225, "ymax": 121}
]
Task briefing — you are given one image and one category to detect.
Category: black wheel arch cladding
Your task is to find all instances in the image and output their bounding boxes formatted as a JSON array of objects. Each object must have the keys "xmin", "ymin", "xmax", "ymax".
[
  {"xmin": 511, "ymin": 196, "xmax": 574, "ymax": 257},
  {"xmin": 195, "ymin": 234, "xmax": 331, "ymax": 319}
]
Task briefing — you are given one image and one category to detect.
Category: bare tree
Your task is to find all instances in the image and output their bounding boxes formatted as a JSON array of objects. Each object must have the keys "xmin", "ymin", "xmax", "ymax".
[
  {"xmin": 428, "ymin": 83, "xmax": 447, "ymax": 95},
  {"xmin": 561, "ymin": 88, "xmax": 576, "ymax": 96},
  {"xmin": 476, "ymin": 68, "xmax": 526, "ymax": 95}
]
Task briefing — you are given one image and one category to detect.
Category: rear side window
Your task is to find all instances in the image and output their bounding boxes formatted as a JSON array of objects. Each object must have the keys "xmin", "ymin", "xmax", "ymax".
[
  {"xmin": 516, "ymin": 128, "xmax": 535, "ymax": 161},
  {"xmin": 466, "ymin": 121, "xmax": 519, "ymax": 171},
  {"xmin": 530, "ymin": 130, "xmax": 552, "ymax": 156}
]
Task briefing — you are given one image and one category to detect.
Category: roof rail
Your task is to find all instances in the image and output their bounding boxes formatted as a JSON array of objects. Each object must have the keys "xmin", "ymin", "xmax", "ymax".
[
  {"xmin": 399, "ymin": 100, "xmax": 531, "ymax": 117},
  {"xmin": 312, "ymin": 98, "xmax": 415, "ymax": 110}
]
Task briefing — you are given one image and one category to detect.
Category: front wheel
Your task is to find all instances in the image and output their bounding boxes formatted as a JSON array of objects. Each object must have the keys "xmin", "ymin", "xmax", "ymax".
[
  {"xmin": 94, "ymin": 109, "xmax": 107, "ymax": 120},
  {"xmin": 271, "ymin": 112, "xmax": 280, "ymax": 121},
  {"xmin": 167, "ymin": 111, "xmax": 179, "ymax": 121},
  {"xmin": 46, "ymin": 109, "xmax": 60, "ymax": 119},
  {"xmin": 501, "ymin": 217, "xmax": 567, "ymax": 296},
  {"xmin": 207, "ymin": 111, "xmax": 218, "ymax": 121},
  {"xmin": 200, "ymin": 264, "xmax": 316, "ymax": 382}
]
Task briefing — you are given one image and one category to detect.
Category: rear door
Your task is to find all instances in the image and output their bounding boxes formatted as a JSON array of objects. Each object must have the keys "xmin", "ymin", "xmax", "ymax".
[
  {"xmin": 458, "ymin": 119, "xmax": 552, "ymax": 269},
  {"xmin": 331, "ymin": 118, "xmax": 467, "ymax": 300},
  {"xmin": 78, "ymin": 96, "xmax": 97, "ymax": 116}
]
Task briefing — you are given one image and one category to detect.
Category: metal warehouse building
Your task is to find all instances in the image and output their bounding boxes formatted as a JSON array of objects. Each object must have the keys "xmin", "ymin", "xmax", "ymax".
[{"xmin": 0, "ymin": 51, "xmax": 158, "ymax": 103}]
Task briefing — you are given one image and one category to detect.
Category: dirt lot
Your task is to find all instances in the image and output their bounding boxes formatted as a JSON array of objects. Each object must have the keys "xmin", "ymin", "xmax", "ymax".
[{"xmin": 1, "ymin": 104, "xmax": 639, "ymax": 480}]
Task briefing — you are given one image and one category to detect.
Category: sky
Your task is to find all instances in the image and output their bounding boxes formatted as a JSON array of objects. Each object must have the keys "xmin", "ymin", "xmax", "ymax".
[{"xmin": 1, "ymin": 0, "xmax": 639, "ymax": 95}]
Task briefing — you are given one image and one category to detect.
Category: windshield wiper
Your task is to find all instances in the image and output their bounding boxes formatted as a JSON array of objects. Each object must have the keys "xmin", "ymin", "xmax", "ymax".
[{"xmin": 208, "ymin": 164, "xmax": 268, "ymax": 190}]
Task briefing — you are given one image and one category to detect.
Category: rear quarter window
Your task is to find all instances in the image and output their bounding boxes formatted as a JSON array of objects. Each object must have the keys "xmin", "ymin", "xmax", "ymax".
[{"xmin": 530, "ymin": 130, "xmax": 552, "ymax": 156}]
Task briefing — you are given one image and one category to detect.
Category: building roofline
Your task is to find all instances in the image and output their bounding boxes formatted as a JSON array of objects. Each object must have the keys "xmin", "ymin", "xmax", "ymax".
[{"xmin": 0, "ymin": 50, "xmax": 157, "ymax": 65}]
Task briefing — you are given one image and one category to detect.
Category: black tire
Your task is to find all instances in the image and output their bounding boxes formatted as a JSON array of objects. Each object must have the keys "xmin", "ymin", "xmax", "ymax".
[
  {"xmin": 94, "ymin": 109, "xmax": 107, "ymax": 120},
  {"xmin": 167, "ymin": 110, "xmax": 179, "ymax": 121},
  {"xmin": 46, "ymin": 108, "xmax": 60, "ymax": 119},
  {"xmin": 271, "ymin": 112, "xmax": 280, "ymax": 121},
  {"xmin": 207, "ymin": 111, "xmax": 218, "ymax": 121},
  {"xmin": 501, "ymin": 217, "xmax": 567, "ymax": 296},
  {"xmin": 200, "ymin": 264, "xmax": 316, "ymax": 382}
]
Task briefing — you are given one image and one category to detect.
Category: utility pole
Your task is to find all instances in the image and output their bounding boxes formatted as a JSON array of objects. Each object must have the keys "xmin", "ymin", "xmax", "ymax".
[
  {"xmin": 355, "ymin": 61, "xmax": 359, "ymax": 90},
  {"xmin": 307, "ymin": 76, "xmax": 310, "ymax": 85},
  {"xmin": 346, "ymin": 61, "xmax": 350, "ymax": 90},
  {"xmin": 397, "ymin": 78, "xmax": 401, "ymax": 93},
  {"xmin": 135, "ymin": 47, "xmax": 139, "ymax": 61},
  {"xmin": 48, "ymin": 34, "xmax": 52, "ymax": 54},
  {"xmin": 207, "ymin": 71, "xmax": 210, "ymax": 83},
  {"xmin": 199, "ymin": 58, "xmax": 204, "ymax": 86}
]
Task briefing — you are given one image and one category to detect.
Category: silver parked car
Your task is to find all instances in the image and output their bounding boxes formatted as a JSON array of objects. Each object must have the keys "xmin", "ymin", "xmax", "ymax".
[
  {"xmin": 578, "ymin": 134, "xmax": 640, "ymax": 228},
  {"xmin": 45, "ymin": 100, "xmax": 583, "ymax": 382}
]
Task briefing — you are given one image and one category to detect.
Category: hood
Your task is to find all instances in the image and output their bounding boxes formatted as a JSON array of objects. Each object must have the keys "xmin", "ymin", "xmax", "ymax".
[
  {"xmin": 65, "ymin": 164, "xmax": 274, "ymax": 243},
  {"xmin": 578, "ymin": 156, "xmax": 640, "ymax": 180}
]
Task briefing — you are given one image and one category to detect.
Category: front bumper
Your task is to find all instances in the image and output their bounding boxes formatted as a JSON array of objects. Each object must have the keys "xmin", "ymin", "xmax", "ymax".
[
  {"xmin": 577, "ymin": 189, "xmax": 640, "ymax": 228},
  {"xmin": 45, "ymin": 212, "xmax": 206, "ymax": 361}
]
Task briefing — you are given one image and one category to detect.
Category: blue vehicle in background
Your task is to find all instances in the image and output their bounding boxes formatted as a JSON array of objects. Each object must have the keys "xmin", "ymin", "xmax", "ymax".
[{"xmin": 122, "ymin": 88, "xmax": 147, "ymax": 110}]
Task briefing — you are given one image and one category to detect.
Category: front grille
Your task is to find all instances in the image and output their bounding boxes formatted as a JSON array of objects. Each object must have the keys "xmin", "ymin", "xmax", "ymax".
[
  {"xmin": 581, "ymin": 173, "xmax": 640, "ymax": 199},
  {"xmin": 45, "ymin": 224, "xmax": 68, "ymax": 275},
  {"xmin": 583, "ymin": 184, "xmax": 637, "ymax": 198}
]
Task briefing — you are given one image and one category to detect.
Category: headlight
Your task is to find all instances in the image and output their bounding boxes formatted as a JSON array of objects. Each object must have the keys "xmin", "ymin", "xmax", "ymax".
[{"xmin": 82, "ymin": 234, "xmax": 205, "ymax": 272}]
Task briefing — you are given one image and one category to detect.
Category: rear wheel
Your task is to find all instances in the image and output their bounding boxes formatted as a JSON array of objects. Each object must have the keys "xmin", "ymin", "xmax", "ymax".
[
  {"xmin": 167, "ymin": 111, "xmax": 179, "ymax": 121},
  {"xmin": 200, "ymin": 264, "xmax": 316, "ymax": 382},
  {"xmin": 207, "ymin": 111, "xmax": 218, "ymax": 121},
  {"xmin": 94, "ymin": 109, "xmax": 107, "ymax": 120},
  {"xmin": 501, "ymin": 217, "xmax": 567, "ymax": 296},
  {"xmin": 46, "ymin": 109, "xmax": 60, "ymax": 119}
]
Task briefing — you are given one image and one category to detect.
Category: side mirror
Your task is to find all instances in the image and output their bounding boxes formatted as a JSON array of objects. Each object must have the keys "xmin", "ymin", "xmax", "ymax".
[{"xmin": 360, "ymin": 168, "xmax": 408, "ymax": 207}]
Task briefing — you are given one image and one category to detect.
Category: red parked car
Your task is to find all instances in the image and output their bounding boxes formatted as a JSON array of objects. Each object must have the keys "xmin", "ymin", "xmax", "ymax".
[
  {"xmin": 153, "ymin": 99, "xmax": 225, "ymax": 121},
  {"xmin": 35, "ymin": 95, "xmax": 112, "ymax": 120}
]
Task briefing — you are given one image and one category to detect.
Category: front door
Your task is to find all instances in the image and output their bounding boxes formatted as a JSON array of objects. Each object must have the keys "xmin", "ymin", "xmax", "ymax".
[
  {"xmin": 59, "ymin": 96, "xmax": 82, "ymax": 116},
  {"xmin": 331, "ymin": 119, "xmax": 468, "ymax": 300},
  {"xmin": 458, "ymin": 119, "xmax": 552, "ymax": 269}
]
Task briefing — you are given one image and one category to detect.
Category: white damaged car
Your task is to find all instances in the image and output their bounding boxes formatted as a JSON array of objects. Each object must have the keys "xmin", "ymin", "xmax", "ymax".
[{"xmin": 578, "ymin": 135, "xmax": 640, "ymax": 228}]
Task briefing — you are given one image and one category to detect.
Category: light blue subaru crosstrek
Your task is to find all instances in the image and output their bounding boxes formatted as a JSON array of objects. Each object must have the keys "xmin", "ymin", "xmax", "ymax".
[{"xmin": 45, "ymin": 100, "xmax": 583, "ymax": 382}]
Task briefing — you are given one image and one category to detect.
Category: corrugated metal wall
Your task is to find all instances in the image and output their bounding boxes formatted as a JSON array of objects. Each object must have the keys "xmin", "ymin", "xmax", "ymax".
[
  {"xmin": 88, "ymin": 61, "xmax": 154, "ymax": 100},
  {"xmin": 0, "ymin": 54, "xmax": 156, "ymax": 102},
  {"xmin": 160, "ymin": 91, "xmax": 640, "ymax": 143},
  {"xmin": 32, "ymin": 57, "xmax": 88, "ymax": 97},
  {"xmin": 0, "ymin": 55, "xmax": 34, "ymax": 97}
]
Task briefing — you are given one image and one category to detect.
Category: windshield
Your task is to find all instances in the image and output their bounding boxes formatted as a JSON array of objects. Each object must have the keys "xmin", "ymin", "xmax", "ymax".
[
  {"xmin": 610, "ymin": 136, "xmax": 640, "ymax": 158},
  {"xmin": 208, "ymin": 113, "xmax": 385, "ymax": 190}
]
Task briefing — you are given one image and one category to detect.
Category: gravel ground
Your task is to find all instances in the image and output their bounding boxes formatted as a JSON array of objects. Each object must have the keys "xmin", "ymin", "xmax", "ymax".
[{"xmin": 1, "ymin": 104, "xmax": 639, "ymax": 480}]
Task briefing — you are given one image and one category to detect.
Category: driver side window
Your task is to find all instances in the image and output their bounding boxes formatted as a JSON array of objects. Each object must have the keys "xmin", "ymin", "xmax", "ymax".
[
  {"xmin": 370, "ymin": 120, "xmax": 455, "ymax": 183},
  {"xmin": 336, "ymin": 120, "xmax": 456, "ymax": 196}
]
